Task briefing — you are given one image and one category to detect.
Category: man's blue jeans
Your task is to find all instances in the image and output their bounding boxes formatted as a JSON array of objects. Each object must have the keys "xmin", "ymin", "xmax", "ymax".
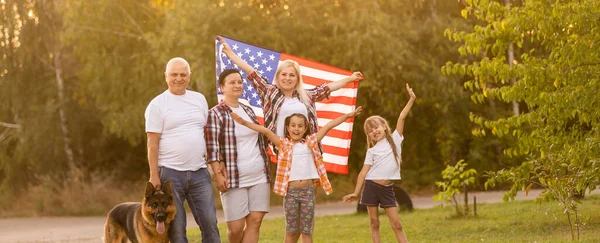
[{"xmin": 159, "ymin": 166, "xmax": 220, "ymax": 243}]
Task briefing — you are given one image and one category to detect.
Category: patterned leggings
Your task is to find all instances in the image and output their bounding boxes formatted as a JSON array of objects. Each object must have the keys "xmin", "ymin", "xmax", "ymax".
[{"xmin": 284, "ymin": 186, "xmax": 316, "ymax": 235}]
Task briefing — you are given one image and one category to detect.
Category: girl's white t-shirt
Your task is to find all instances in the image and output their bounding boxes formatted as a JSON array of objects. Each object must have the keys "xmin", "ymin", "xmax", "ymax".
[
  {"xmin": 289, "ymin": 143, "xmax": 320, "ymax": 181},
  {"xmin": 229, "ymin": 105, "xmax": 268, "ymax": 187},
  {"xmin": 364, "ymin": 130, "xmax": 404, "ymax": 180},
  {"xmin": 276, "ymin": 97, "xmax": 308, "ymax": 137}
]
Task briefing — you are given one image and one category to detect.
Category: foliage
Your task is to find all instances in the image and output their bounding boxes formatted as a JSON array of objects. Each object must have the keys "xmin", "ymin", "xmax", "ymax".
[
  {"xmin": 1, "ymin": 0, "xmax": 514, "ymax": 209},
  {"xmin": 444, "ymin": 0, "xmax": 600, "ymax": 240},
  {"xmin": 433, "ymin": 159, "xmax": 478, "ymax": 215}
]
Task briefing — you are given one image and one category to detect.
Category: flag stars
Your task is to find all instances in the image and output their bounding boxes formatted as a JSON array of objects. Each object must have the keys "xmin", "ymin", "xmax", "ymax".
[
  {"xmin": 253, "ymin": 63, "xmax": 260, "ymax": 69},
  {"xmin": 257, "ymin": 51, "xmax": 263, "ymax": 57},
  {"xmin": 249, "ymin": 56, "xmax": 255, "ymax": 62},
  {"xmin": 244, "ymin": 48, "xmax": 251, "ymax": 54},
  {"xmin": 247, "ymin": 86, "xmax": 253, "ymax": 91},
  {"xmin": 232, "ymin": 44, "xmax": 239, "ymax": 50},
  {"xmin": 262, "ymin": 59, "xmax": 268, "ymax": 65},
  {"xmin": 269, "ymin": 54, "xmax": 275, "ymax": 60},
  {"xmin": 266, "ymin": 66, "xmax": 272, "ymax": 72},
  {"xmin": 237, "ymin": 52, "xmax": 243, "ymax": 58}
]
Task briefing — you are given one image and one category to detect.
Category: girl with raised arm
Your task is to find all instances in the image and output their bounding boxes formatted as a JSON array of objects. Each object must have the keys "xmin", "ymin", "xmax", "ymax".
[
  {"xmin": 342, "ymin": 84, "xmax": 416, "ymax": 243},
  {"xmin": 231, "ymin": 107, "xmax": 362, "ymax": 243}
]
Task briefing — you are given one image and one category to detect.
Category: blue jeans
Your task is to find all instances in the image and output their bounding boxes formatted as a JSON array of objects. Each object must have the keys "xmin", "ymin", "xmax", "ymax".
[{"xmin": 160, "ymin": 167, "xmax": 221, "ymax": 243}]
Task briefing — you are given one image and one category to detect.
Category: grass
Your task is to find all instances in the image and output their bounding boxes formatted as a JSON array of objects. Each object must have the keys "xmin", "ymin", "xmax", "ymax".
[{"xmin": 188, "ymin": 195, "xmax": 600, "ymax": 242}]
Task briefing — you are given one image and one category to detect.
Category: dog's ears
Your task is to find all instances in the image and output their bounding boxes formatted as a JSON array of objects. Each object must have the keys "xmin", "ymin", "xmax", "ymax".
[
  {"xmin": 145, "ymin": 181, "xmax": 155, "ymax": 198},
  {"xmin": 162, "ymin": 180, "xmax": 173, "ymax": 197}
]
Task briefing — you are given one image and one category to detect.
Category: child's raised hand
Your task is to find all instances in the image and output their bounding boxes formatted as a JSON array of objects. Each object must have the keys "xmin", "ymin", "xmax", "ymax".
[
  {"xmin": 348, "ymin": 106, "xmax": 363, "ymax": 118},
  {"xmin": 406, "ymin": 83, "xmax": 416, "ymax": 100},
  {"xmin": 342, "ymin": 193, "xmax": 357, "ymax": 202},
  {"xmin": 230, "ymin": 112, "xmax": 247, "ymax": 125}
]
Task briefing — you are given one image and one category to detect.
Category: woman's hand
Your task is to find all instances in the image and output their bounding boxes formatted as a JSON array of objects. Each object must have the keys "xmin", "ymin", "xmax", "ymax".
[
  {"xmin": 214, "ymin": 173, "xmax": 228, "ymax": 192},
  {"xmin": 217, "ymin": 36, "xmax": 233, "ymax": 55},
  {"xmin": 350, "ymin": 71, "xmax": 364, "ymax": 81}
]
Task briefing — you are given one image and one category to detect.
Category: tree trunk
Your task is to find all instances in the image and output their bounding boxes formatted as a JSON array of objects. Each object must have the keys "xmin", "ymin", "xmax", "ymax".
[
  {"xmin": 505, "ymin": 0, "xmax": 519, "ymax": 116},
  {"xmin": 463, "ymin": 185, "xmax": 469, "ymax": 215},
  {"xmin": 53, "ymin": 49, "xmax": 76, "ymax": 173}
]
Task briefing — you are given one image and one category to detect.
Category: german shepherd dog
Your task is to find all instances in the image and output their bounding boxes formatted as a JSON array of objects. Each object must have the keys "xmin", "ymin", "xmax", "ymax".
[{"xmin": 104, "ymin": 180, "xmax": 176, "ymax": 243}]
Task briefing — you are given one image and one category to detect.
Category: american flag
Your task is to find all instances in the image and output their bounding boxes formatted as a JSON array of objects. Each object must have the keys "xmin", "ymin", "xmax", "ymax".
[{"xmin": 215, "ymin": 36, "xmax": 358, "ymax": 174}]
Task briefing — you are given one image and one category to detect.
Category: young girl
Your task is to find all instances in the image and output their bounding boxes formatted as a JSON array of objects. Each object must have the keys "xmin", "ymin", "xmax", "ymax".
[
  {"xmin": 231, "ymin": 107, "xmax": 363, "ymax": 243},
  {"xmin": 343, "ymin": 84, "xmax": 415, "ymax": 243}
]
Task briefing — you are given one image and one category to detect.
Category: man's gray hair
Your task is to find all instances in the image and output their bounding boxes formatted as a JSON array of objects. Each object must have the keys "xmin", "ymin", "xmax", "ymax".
[{"xmin": 165, "ymin": 57, "xmax": 191, "ymax": 74}]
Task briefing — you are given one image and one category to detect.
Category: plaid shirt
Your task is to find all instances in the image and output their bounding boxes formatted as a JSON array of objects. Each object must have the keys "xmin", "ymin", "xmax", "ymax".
[
  {"xmin": 272, "ymin": 134, "xmax": 333, "ymax": 196},
  {"xmin": 205, "ymin": 101, "xmax": 270, "ymax": 188},
  {"xmin": 246, "ymin": 71, "xmax": 331, "ymax": 135}
]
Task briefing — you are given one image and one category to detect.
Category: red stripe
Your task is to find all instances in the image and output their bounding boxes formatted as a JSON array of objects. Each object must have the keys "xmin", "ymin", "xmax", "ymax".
[
  {"xmin": 318, "ymin": 128, "xmax": 353, "ymax": 140},
  {"xmin": 280, "ymin": 53, "xmax": 353, "ymax": 76},
  {"xmin": 323, "ymin": 162, "xmax": 348, "ymax": 174},
  {"xmin": 303, "ymin": 76, "xmax": 358, "ymax": 89},
  {"xmin": 317, "ymin": 96, "xmax": 356, "ymax": 105},
  {"xmin": 316, "ymin": 111, "xmax": 356, "ymax": 121},
  {"xmin": 322, "ymin": 144, "xmax": 350, "ymax": 157}
]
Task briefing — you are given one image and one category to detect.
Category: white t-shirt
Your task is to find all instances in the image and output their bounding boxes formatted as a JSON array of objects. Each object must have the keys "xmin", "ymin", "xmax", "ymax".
[
  {"xmin": 289, "ymin": 143, "xmax": 320, "ymax": 181},
  {"xmin": 145, "ymin": 90, "xmax": 208, "ymax": 171},
  {"xmin": 229, "ymin": 105, "xmax": 267, "ymax": 187},
  {"xmin": 276, "ymin": 97, "xmax": 308, "ymax": 137},
  {"xmin": 364, "ymin": 130, "xmax": 404, "ymax": 180}
]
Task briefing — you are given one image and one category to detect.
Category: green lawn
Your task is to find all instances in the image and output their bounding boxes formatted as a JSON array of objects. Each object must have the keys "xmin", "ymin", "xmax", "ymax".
[{"xmin": 188, "ymin": 196, "xmax": 600, "ymax": 242}]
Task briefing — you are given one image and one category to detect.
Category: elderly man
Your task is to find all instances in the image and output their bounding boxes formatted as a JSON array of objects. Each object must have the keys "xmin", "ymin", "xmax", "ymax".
[{"xmin": 145, "ymin": 57, "xmax": 220, "ymax": 242}]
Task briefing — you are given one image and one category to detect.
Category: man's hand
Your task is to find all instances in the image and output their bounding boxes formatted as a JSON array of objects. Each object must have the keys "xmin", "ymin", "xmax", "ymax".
[{"xmin": 150, "ymin": 175, "xmax": 161, "ymax": 190}]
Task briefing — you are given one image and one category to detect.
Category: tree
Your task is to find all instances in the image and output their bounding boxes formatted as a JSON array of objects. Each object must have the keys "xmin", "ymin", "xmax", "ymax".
[{"xmin": 445, "ymin": 0, "xmax": 600, "ymax": 239}]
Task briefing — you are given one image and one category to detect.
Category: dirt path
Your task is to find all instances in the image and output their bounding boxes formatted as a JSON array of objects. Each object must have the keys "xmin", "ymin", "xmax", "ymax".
[{"xmin": 0, "ymin": 189, "xmax": 550, "ymax": 242}]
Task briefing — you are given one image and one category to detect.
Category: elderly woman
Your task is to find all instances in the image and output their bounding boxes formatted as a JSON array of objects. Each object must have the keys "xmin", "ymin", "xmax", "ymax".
[
  {"xmin": 218, "ymin": 36, "xmax": 363, "ymax": 138},
  {"xmin": 205, "ymin": 69, "xmax": 271, "ymax": 243}
]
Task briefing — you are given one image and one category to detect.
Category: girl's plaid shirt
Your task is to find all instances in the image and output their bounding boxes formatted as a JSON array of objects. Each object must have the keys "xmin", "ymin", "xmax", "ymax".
[
  {"xmin": 272, "ymin": 134, "xmax": 333, "ymax": 196},
  {"xmin": 246, "ymin": 71, "xmax": 331, "ymax": 136},
  {"xmin": 205, "ymin": 101, "xmax": 270, "ymax": 188}
]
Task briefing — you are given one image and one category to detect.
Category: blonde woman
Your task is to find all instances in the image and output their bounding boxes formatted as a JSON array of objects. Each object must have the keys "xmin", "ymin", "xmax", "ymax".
[{"xmin": 218, "ymin": 36, "xmax": 363, "ymax": 138}]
